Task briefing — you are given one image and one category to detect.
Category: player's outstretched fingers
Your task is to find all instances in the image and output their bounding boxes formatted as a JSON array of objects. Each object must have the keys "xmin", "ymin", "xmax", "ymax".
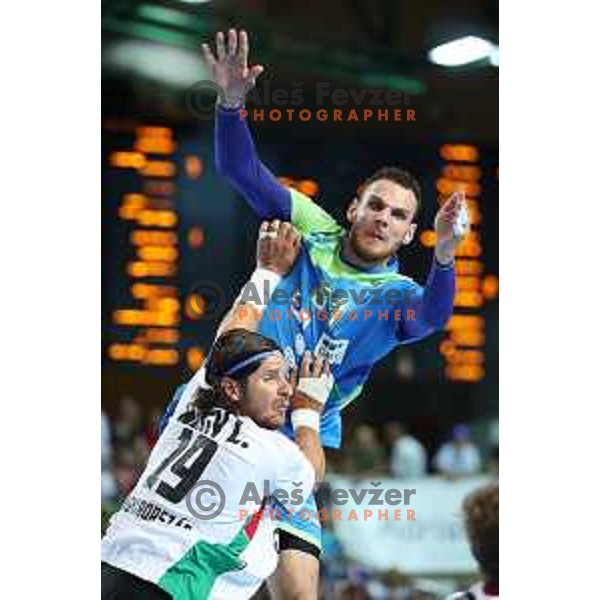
[
  {"xmin": 259, "ymin": 221, "xmax": 270, "ymax": 238},
  {"xmin": 322, "ymin": 359, "xmax": 331, "ymax": 376},
  {"xmin": 282, "ymin": 222, "xmax": 299, "ymax": 242},
  {"xmin": 201, "ymin": 43, "xmax": 217, "ymax": 68},
  {"xmin": 268, "ymin": 219, "xmax": 281, "ymax": 234},
  {"xmin": 258, "ymin": 221, "xmax": 277, "ymax": 244},
  {"xmin": 446, "ymin": 191, "xmax": 463, "ymax": 212},
  {"xmin": 216, "ymin": 31, "xmax": 226, "ymax": 61},
  {"xmin": 249, "ymin": 64, "xmax": 264, "ymax": 84},
  {"xmin": 300, "ymin": 350, "xmax": 313, "ymax": 378},
  {"xmin": 257, "ymin": 221, "xmax": 274, "ymax": 263},
  {"xmin": 239, "ymin": 30, "xmax": 249, "ymax": 65},
  {"xmin": 279, "ymin": 222, "xmax": 292, "ymax": 240},
  {"xmin": 227, "ymin": 28, "xmax": 237, "ymax": 56},
  {"xmin": 441, "ymin": 200, "xmax": 460, "ymax": 222}
]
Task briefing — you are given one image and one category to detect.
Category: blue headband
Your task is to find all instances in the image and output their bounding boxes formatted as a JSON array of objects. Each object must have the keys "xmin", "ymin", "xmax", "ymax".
[{"xmin": 223, "ymin": 350, "xmax": 281, "ymax": 377}]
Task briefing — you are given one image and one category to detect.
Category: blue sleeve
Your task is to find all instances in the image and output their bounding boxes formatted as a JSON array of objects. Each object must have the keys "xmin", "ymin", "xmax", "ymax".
[
  {"xmin": 215, "ymin": 107, "xmax": 291, "ymax": 220},
  {"xmin": 398, "ymin": 259, "xmax": 456, "ymax": 341}
]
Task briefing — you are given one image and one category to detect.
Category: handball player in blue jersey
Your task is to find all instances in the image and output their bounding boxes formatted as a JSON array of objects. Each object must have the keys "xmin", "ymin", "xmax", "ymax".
[
  {"xmin": 201, "ymin": 29, "xmax": 467, "ymax": 444},
  {"xmin": 181, "ymin": 29, "xmax": 468, "ymax": 599}
]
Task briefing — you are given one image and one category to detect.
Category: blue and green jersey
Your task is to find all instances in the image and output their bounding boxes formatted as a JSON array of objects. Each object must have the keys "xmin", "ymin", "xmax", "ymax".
[{"xmin": 215, "ymin": 108, "xmax": 455, "ymax": 448}]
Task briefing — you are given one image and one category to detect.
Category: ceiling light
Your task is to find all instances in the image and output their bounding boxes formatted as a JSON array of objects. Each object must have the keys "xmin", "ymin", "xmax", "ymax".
[
  {"xmin": 489, "ymin": 45, "xmax": 499, "ymax": 67},
  {"xmin": 428, "ymin": 35, "xmax": 494, "ymax": 67}
]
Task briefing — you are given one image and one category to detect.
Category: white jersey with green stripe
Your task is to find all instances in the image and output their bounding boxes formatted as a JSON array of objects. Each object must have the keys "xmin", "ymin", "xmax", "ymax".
[{"xmin": 102, "ymin": 369, "xmax": 315, "ymax": 600}]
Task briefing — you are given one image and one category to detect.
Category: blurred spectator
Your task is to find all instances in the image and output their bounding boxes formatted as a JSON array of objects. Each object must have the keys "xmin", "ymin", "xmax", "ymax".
[
  {"xmin": 343, "ymin": 425, "xmax": 387, "ymax": 476},
  {"xmin": 367, "ymin": 569, "xmax": 412, "ymax": 599},
  {"xmin": 337, "ymin": 582, "xmax": 370, "ymax": 600},
  {"xmin": 101, "ymin": 411, "xmax": 117, "ymax": 502},
  {"xmin": 113, "ymin": 396, "xmax": 144, "ymax": 449},
  {"xmin": 487, "ymin": 419, "xmax": 499, "ymax": 448},
  {"xmin": 321, "ymin": 515, "xmax": 345, "ymax": 563},
  {"xmin": 101, "ymin": 411, "xmax": 112, "ymax": 468},
  {"xmin": 395, "ymin": 350, "xmax": 415, "ymax": 380},
  {"xmin": 434, "ymin": 424, "xmax": 482, "ymax": 478},
  {"xmin": 385, "ymin": 422, "xmax": 427, "ymax": 479},
  {"xmin": 112, "ymin": 396, "xmax": 150, "ymax": 478},
  {"xmin": 113, "ymin": 446, "xmax": 143, "ymax": 497},
  {"xmin": 487, "ymin": 446, "xmax": 499, "ymax": 480},
  {"xmin": 446, "ymin": 483, "xmax": 499, "ymax": 599},
  {"xmin": 319, "ymin": 512, "xmax": 348, "ymax": 599},
  {"xmin": 145, "ymin": 406, "xmax": 164, "ymax": 449}
]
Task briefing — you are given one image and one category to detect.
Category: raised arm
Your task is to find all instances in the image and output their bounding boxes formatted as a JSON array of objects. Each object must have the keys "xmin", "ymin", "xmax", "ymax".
[
  {"xmin": 400, "ymin": 192, "xmax": 468, "ymax": 340},
  {"xmin": 202, "ymin": 29, "xmax": 291, "ymax": 220}
]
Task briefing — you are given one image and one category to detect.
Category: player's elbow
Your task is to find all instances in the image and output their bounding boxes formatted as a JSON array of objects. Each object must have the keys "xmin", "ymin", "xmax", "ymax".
[
  {"xmin": 421, "ymin": 293, "xmax": 455, "ymax": 330},
  {"xmin": 425, "ymin": 308, "xmax": 452, "ymax": 330},
  {"xmin": 405, "ymin": 299, "xmax": 450, "ymax": 336}
]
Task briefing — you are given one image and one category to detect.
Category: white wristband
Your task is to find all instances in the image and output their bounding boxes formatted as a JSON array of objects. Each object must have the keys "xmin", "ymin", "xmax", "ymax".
[
  {"xmin": 236, "ymin": 267, "xmax": 282, "ymax": 310},
  {"xmin": 291, "ymin": 409, "xmax": 321, "ymax": 432}
]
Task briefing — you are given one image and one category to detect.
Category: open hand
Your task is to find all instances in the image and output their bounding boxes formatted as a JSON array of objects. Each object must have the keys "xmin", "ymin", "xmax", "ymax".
[
  {"xmin": 201, "ymin": 29, "xmax": 264, "ymax": 108},
  {"xmin": 434, "ymin": 191, "xmax": 470, "ymax": 265},
  {"xmin": 257, "ymin": 220, "xmax": 301, "ymax": 276}
]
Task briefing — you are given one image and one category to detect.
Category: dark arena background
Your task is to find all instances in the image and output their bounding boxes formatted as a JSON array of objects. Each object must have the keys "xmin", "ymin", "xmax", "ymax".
[{"xmin": 102, "ymin": 1, "xmax": 498, "ymax": 597}]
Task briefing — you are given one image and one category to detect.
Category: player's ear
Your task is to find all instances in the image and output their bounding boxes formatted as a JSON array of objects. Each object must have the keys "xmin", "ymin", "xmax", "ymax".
[
  {"xmin": 221, "ymin": 377, "xmax": 242, "ymax": 405},
  {"xmin": 346, "ymin": 197, "xmax": 359, "ymax": 224},
  {"xmin": 402, "ymin": 223, "xmax": 417, "ymax": 245}
]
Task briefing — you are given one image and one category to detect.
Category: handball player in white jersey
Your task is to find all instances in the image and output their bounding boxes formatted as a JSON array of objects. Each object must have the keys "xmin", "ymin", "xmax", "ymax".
[{"xmin": 102, "ymin": 225, "xmax": 331, "ymax": 600}]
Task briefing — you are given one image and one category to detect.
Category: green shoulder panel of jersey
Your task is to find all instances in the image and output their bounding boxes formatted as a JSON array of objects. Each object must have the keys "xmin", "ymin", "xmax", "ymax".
[
  {"xmin": 290, "ymin": 188, "xmax": 343, "ymax": 236},
  {"xmin": 289, "ymin": 187, "xmax": 417, "ymax": 287}
]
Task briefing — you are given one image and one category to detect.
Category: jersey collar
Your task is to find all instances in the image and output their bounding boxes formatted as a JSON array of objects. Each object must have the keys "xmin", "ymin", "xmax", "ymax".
[{"xmin": 337, "ymin": 237, "xmax": 400, "ymax": 274}]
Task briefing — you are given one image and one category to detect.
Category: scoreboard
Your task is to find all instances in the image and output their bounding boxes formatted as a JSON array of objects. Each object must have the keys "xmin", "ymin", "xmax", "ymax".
[
  {"xmin": 102, "ymin": 121, "xmax": 242, "ymax": 376},
  {"xmin": 108, "ymin": 126, "xmax": 181, "ymax": 367},
  {"xmin": 419, "ymin": 144, "xmax": 499, "ymax": 383}
]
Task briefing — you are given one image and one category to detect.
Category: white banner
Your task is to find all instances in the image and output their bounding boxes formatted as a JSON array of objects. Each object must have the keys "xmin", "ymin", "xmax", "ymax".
[{"xmin": 326, "ymin": 475, "xmax": 491, "ymax": 575}]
